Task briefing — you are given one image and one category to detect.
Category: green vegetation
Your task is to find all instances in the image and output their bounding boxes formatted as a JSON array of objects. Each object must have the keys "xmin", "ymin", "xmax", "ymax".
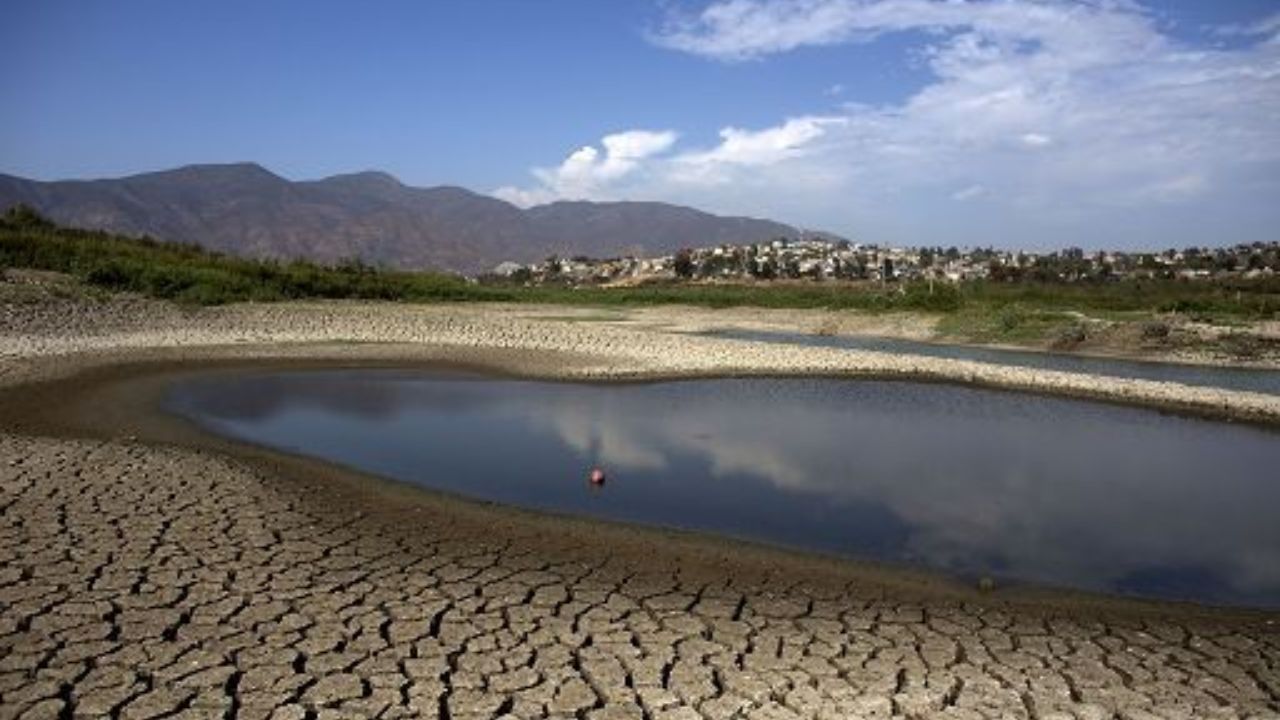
[
  {"xmin": 0, "ymin": 205, "xmax": 966, "ymax": 311},
  {"xmin": 528, "ymin": 281, "xmax": 966, "ymax": 313},
  {"xmin": 0, "ymin": 205, "xmax": 498, "ymax": 305},
  {"xmin": 3, "ymin": 206, "xmax": 1278, "ymax": 341},
  {"xmin": 951, "ymin": 276, "xmax": 1280, "ymax": 319}
]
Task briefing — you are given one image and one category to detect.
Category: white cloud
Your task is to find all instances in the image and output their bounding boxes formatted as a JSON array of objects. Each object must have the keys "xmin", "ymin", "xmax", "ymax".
[
  {"xmin": 952, "ymin": 184, "xmax": 987, "ymax": 201},
  {"xmin": 494, "ymin": 129, "xmax": 677, "ymax": 207},
  {"xmin": 685, "ymin": 116, "xmax": 843, "ymax": 166},
  {"xmin": 671, "ymin": 116, "xmax": 845, "ymax": 184},
  {"xmin": 499, "ymin": 1, "xmax": 1280, "ymax": 247},
  {"xmin": 652, "ymin": 0, "xmax": 1166, "ymax": 63},
  {"xmin": 496, "ymin": 118, "xmax": 840, "ymax": 203},
  {"xmin": 1135, "ymin": 172, "xmax": 1209, "ymax": 204},
  {"xmin": 1213, "ymin": 11, "xmax": 1280, "ymax": 39},
  {"xmin": 600, "ymin": 130, "xmax": 679, "ymax": 164},
  {"xmin": 1019, "ymin": 132, "xmax": 1052, "ymax": 148},
  {"xmin": 492, "ymin": 185, "xmax": 557, "ymax": 208}
]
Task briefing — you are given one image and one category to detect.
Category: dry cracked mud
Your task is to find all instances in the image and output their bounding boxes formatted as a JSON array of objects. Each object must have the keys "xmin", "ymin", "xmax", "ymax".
[
  {"xmin": 2, "ymin": 431, "xmax": 1278, "ymax": 720},
  {"xmin": 2, "ymin": 297, "xmax": 1279, "ymax": 718}
]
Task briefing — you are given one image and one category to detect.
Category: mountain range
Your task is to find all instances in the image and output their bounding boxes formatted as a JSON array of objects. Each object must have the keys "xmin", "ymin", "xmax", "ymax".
[{"xmin": 0, "ymin": 163, "xmax": 801, "ymax": 274}]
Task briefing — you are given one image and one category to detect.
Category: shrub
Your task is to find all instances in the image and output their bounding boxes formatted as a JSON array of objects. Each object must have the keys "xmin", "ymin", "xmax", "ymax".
[
  {"xmin": 1140, "ymin": 320, "xmax": 1171, "ymax": 340},
  {"xmin": 1050, "ymin": 322, "xmax": 1089, "ymax": 349},
  {"xmin": 997, "ymin": 305, "xmax": 1027, "ymax": 332},
  {"xmin": 2, "ymin": 204, "xmax": 54, "ymax": 229}
]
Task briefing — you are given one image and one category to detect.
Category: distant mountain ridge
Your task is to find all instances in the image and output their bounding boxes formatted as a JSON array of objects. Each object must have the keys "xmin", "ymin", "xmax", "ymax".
[{"xmin": 0, "ymin": 163, "xmax": 801, "ymax": 274}]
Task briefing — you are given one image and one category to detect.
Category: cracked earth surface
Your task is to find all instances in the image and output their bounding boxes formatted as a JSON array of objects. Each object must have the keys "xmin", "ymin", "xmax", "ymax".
[
  {"xmin": 0, "ymin": 295, "xmax": 1278, "ymax": 718},
  {"xmin": 2, "ymin": 429, "xmax": 1278, "ymax": 720}
]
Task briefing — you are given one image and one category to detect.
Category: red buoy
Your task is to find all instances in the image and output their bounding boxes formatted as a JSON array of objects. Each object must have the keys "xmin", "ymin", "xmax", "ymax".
[{"xmin": 589, "ymin": 467, "xmax": 606, "ymax": 485}]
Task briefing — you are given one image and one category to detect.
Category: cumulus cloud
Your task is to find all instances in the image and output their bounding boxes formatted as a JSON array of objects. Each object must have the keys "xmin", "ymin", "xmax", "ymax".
[
  {"xmin": 495, "ymin": 118, "xmax": 842, "ymax": 204},
  {"xmin": 494, "ymin": 129, "xmax": 677, "ymax": 207},
  {"xmin": 498, "ymin": 0, "xmax": 1280, "ymax": 247},
  {"xmin": 683, "ymin": 116, "xmax": 843, "ymax": 166},
  {"xmin": 671, "ymin": 116, "xmax": 845, "ymax": 184}
]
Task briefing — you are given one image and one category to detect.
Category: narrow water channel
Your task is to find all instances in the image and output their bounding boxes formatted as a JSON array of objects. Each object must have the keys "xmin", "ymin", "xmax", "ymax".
[
  {"xmin": 167, "ymin": 370, "xmax": 1280, "ymax": 608},
  {"xmin": 705, "ymin": 328, "xmax": 1280, "ymax": 396}
]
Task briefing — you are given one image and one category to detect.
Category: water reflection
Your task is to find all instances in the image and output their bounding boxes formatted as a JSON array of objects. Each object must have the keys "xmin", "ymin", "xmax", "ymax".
[{"xmin": 167, "ymin": 370, "xmax": 1280, "ymax": 607}]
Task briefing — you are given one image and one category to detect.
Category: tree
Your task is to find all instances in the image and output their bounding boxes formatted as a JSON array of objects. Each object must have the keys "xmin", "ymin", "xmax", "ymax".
[
  {"xmin": 1, "ymin": 203, "xmax": 53, "ymax": 228},
  {"xmin": 673, "ymin": 249, "xmax": 695, "ymax": 279},
  {"xmin": 758, "ymin": 258, "xmax": 778, "ymax": 280}
]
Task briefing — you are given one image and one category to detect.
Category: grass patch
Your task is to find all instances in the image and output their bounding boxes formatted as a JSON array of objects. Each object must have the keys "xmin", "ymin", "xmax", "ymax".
[
  {"xmin": 935, "ymin": 305, "xmax": 1082, "ymax": 344},
  {"xmin": 512, "ymin": 281, "xmax": 965, "ymax": 314}
]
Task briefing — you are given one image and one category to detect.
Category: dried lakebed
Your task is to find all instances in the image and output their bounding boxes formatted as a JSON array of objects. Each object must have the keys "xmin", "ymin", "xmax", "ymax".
[
  {"xmin": 3, "ymin": 302, "xmax": 1280, "ymax": 719},
  {"xmin": 167, "ymin": 370, "xmax": 1280, "ymax": 610}
]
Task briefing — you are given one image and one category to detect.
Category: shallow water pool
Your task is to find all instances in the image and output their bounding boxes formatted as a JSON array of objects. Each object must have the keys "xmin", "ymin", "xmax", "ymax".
[{"xmin": 167, "ymin": 371, "xmax": 1280, "ymax": 607}]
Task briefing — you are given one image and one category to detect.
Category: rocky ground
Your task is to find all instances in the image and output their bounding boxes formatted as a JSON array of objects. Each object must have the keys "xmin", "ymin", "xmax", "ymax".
[{"xmin": 1, "ymin": 287, "xmax": 1279, "ymax": 719}]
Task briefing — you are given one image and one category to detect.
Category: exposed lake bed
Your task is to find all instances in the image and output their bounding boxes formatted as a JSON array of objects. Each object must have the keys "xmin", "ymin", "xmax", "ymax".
[{"xmin": 4, "ymin": 301, "xmax": 1279, "ymax": 719}]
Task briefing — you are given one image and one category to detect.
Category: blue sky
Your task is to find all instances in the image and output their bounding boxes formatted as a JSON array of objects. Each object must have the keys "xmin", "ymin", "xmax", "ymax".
[{"xmin": 3, "ymin": 0, "xmax": 1278, "ymax": 250}]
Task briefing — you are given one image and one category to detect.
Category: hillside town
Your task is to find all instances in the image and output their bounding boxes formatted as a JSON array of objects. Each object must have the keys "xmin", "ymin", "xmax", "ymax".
[{"xmin": 491, "ymin": 238, "xmax": 1280, "ymax": 286}]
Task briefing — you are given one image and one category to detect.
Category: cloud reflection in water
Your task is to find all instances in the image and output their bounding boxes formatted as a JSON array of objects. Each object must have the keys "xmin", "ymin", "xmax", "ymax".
[{"xmin": 168, "ymin": 371, "xmax": 1280, "ymax": 607}]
